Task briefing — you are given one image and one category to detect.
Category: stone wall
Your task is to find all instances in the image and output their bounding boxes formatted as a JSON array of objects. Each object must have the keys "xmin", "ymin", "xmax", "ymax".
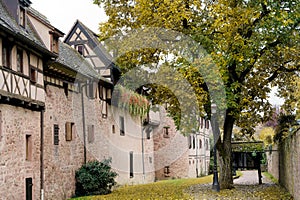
[
  {"xmin": 43, "ymin": 84, "xmax": 156, "ymax": 199},
  {"xmin": 0, "ymin": 104, "xmax": 41, "ymax": 200},
  {"xmin": 268, "ymin": 130, "xmax": 300, "ymax": 200},
  {"xmin": 278, "ymin": 131, "xmax": 300, "ymax": 200},
  {"xmin": 266, "ymin": 144, "xmax": 279, "ymax": 180}
]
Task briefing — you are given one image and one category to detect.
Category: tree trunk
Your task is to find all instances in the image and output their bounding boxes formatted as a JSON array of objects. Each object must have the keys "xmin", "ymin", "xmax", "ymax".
[{"xmin": 218, "ymin": 110, "xmax": 235, "ymax": 189}]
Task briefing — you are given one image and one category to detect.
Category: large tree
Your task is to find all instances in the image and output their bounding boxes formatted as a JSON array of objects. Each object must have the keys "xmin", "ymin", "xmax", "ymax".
[{"xmin": 94, "ymin": 0, "xmax": 300, "ymax": 189}]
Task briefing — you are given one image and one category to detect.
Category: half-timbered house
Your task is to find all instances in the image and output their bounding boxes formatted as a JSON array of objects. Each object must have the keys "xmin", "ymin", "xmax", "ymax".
[
  {"xmin": 0, "ymin": 0, "xmax": 62, "ymax": 199},
  {"xmin": 0, "ymin": 0, "xmax": 211, "ymax": 198}
]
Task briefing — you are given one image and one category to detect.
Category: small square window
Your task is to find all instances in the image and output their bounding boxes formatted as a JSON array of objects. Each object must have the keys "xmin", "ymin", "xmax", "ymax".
[
  {"xmin": 76, "ymin": 45, "xmax": 84, "ymax": 56},
  {"xmin": 163, "ymin": 127, "xmax": 170, "ymax": 138},
  {"xmin": 164, "ymin": 166, "xmax": 170, "ymax": 177},
  {"xmin": 30, "ymin": 67, "xmax": 37, "ymax": 83}
]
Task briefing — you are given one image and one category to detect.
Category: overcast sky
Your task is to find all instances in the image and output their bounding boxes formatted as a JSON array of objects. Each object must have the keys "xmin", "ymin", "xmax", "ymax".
[
  {"xmin": 30, "ymin": 0, "xmax": 108, "ymax": 34},
  {"xmin": 29, "ymin": 1, "xmax": 284, "ymax": 106}
]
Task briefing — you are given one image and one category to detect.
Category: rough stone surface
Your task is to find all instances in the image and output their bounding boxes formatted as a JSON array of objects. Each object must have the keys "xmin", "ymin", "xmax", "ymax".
[{"xmin": 0, "ymin": 104, "xmax": 41, "ymax": 200}]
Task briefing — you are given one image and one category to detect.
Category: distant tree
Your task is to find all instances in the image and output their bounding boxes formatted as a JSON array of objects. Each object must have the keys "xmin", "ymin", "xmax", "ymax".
[
  {"xmin": 258, "ymin": 127, "xmax": 275, "ymax": 146},
  {"xmin": 94, "ymin": 0, "xmax": 300, "ymax": 189}
]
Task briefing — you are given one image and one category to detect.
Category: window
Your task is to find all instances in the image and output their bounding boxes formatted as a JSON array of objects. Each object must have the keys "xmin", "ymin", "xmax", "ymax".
[
  {"xmin": 164, "ymin": 166, "xmax": 170, "ymax": 177},
  {"xmin": 26, "ymin": 135, "xmax": 32, "ymax": 161},
  {"xmin": 88, "ymin": 82, "xmax": 95, "ymax": 99},
  {"xmin": 102, "ymin": 101, "xmax": 107, "ymax": 118},
  {"xmin": 76, "ymin": 45, "xmax": 84, "ymax": 56},
  {"xmin": 17, "ymin": 49, "xmax": 23, "ymax": 73},
  {"xmin": 50, "ymin": 34, "xmax": 59, "ymax": 54},
  {"xmin": 19, "ymin": 6, "xmax": 26, "ymax": 27},
  {"xmin": 65, "ymin": 122, "xmax": 74, "ymax": 141},
  {"xmin": 199, "ymin": 139, "xmax": 202, "ymax": 149},
  {"xmin": 120, "ymin": 116, "xmax": 125, "ymax": 136},
  {"xmin": 112, "ymin": 125, "xmax": 115, "ymax": 134},
  {"xmin": 129, "ymin": 151, "xmax": 133, "ymax": 178},
  {"xmin": 205, "ymin": 120, "xmax": 209, "ymax": 129},
  {"xmin": 163, "ymin": 127, "xmax": 170, "ymax": 138},
  {"xmin": 200, "ymin": 118, "xmax": 204, "ymax": 129},
  {"xmin": 188, "ymin": 135, "xmax": 191, "ymax": 149},
  {"xmin": 30, "ymin": 67, "xmax": 37, "ymax": 83},
  {"xmin": 193, "ymin": 136, "xmax": 195, "ymax": 149},
  {"xmin": 53, "ymin": 124, "xmax": 59, "ymax": 145},
  {"xmin": 88, "ymin": 125, "xmax": 95, "ymax": 143},
  {"xmin": 146, "ymin": 128, "xmax": 151, "ymax": 140},
  {"xmin": 2, "ymin": 42, "xmax": 10, "ymax": 68},
  {"xmin": 63, "ymin": 82, "xmax": 68, "ymax": 97}
]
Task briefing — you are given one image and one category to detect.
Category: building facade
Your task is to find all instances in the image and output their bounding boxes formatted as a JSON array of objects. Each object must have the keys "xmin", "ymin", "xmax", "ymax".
[{"xmin": 0, "ymin": 0, "xmax": 211, "ymax": 199}]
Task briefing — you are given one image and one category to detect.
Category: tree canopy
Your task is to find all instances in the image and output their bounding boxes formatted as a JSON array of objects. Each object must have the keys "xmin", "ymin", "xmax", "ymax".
[{"xmin": 94, "ymin": 0, "xmax": 300, "ymax": 189}]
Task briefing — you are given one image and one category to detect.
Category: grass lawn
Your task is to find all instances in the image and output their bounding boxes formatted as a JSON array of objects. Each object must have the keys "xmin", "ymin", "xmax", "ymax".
[
  {"xmin": 70, "ymin": 171, "xmax": 292, "ymax": 200},
  {"xmin": 70, "ymin": 175, "xmax": 213, "ymax": 200}
]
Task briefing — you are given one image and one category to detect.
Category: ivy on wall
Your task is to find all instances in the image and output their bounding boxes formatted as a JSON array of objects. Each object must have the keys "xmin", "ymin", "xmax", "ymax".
[{"xmin": 113, "ymin": 86, "xmax": 149, "ymax": 117}]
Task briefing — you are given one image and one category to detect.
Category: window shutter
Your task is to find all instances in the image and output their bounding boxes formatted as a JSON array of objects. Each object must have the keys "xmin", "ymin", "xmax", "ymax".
[
  {"xmin": 65, "ymin": 122, "xmax": 72, "ymax": 141},
  {"xmin": 88, "ymin": 125, "xmax": 95, "ymax": 143}
]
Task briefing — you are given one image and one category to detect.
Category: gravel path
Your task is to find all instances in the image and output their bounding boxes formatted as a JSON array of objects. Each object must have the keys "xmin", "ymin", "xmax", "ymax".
[
  {"xmin": 187, "ymin": 170, "xmax": 293, "ymax": 200},
  {"xmin": 233, "ymin": 170, "xmax": 273, "ymax": 185}
]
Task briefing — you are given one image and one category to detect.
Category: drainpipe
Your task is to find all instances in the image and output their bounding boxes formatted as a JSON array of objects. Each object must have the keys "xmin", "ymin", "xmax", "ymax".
[
  {"xmin": 40, "ymin": 109, "xmax": 44, "ymax": 200},
  {"xmin": 81, "ymin": 83, "xmax": 88, "ymax": 164},
  {"xmin": 141, "ymin": 117, "xmax": 145, "ymax": 183}
]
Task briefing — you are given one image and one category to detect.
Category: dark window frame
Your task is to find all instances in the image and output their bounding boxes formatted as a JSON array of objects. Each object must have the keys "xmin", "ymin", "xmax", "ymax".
[
  {"xmin": 54, "ymin": 124, "xmax": 59, "ymax": 145},
  {"xmin": 2, "ymin": 40, "xmax": 11, "ymax": 68},
  {"xmin": 163, "ymin": 127, "xmax": 170, "ymax": 138},
  {"xmin": 19, "ymin": 6, "xmax": 26, "ymax": 27},
  {"xmin": 129, "ymin": 151, "xmax": 133, "ymax": 178},
  {"xmin": 17, "ymin": 48, "xmax": 23, "ymax": 73},
  {"xmin": 76, "ymin": 44, "xmax": 84, "ymax": 56},
  {"xmin": 120, "ymin": 116, "xmax": 125, "ymax": 136}
]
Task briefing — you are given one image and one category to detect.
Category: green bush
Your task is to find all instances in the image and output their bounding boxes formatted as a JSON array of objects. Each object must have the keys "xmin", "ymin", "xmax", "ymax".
[{"xmin": 75, "ymin": 158, "xmax": 118, "ymax": 197}]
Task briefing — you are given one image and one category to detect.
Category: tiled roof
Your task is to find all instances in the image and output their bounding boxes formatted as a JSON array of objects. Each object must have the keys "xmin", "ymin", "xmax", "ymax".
[
  {"xmin": 0, "ymin": 1, "xmax": 49, "ymax": 53},
  {"xmin": 56, "ymin": 41, "xmax": 112, "ymax": 84},
  {"xmin": 28, "ymin": 7, "xmax": 50, "ymax": 25}
]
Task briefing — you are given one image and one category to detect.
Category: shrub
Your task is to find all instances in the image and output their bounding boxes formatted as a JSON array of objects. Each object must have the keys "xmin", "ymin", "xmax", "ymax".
[{"xmin": 75, "ymin": 158, "xmax": 118, "ymax": 197}]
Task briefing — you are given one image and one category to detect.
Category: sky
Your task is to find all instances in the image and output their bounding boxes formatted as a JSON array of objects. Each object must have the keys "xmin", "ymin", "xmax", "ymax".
[
  {"xmin": 30, "ymin": 0, "xmax": 108, "ymax": 35},
  {"xmin": 29, "ymin": 1, "xmax": 284, "ymax": 106}
]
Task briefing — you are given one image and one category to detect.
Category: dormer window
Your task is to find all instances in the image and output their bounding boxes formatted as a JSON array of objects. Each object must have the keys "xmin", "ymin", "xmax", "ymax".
[
  {"xmin": 76, "ymin": 45, "xmax": 84, "ymax": 56},
  {"xmin": 19, "ymin": 6, "xmax": 26, "ymax": 27},
  {"xmin": 49, "ymin": 29, "xmax": 64, "ymax": 54},
  {"xmin": 50, "ymin": 34, "xmax": 59, "ymax": 54}
]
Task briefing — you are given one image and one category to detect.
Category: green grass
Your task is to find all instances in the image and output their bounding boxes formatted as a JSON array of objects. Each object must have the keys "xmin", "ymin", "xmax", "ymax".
[
  {"xmin": 263, "ymin": 172, "xmax": 278, "ymax": 184},
  {"xmin": 70, "ymin": 175, "xmax": 213, "ymax": 200}
]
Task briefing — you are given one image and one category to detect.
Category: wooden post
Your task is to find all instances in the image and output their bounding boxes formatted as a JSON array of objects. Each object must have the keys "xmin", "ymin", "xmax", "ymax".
[{"xmin": 257, "ymin": 153, "xmax": 262, "ymax": 184}]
